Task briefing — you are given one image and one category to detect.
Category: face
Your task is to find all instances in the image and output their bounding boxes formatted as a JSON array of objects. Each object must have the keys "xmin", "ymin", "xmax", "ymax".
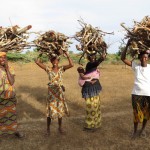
[
  {"xmin": 88, "ymin": 55, "xmax": 96, "ymax": 62},
  {"xmin": 50, "ymin": 57, "xmax": 59, "ymax": 66},
  {"xmin": 0, "ymin": 55, "xmax": 6, "ymax": 66},
  {"xmin": 140, "ymin": 54, "xmax": 148, "ymax": 63}
]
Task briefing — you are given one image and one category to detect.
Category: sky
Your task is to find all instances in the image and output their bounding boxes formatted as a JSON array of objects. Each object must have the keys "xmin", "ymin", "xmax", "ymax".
[{"xmin": 0, "ymin": 0, "xmax": 150, "ymax": 53}]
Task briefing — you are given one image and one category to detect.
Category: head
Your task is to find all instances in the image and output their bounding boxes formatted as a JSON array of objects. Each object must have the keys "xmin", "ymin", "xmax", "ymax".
[
  {"xmin": 49, "ymin": 56, "xmax": 60, "ymax": 66},
  {"xmin": 0, "ymin": 52, "xmax": 6, "ymax": 66},
  {"xmin": 138, "ymin": 50, "xmax": 149, "ymax": 64},
  {"xmin": 87, "ymin": 53, "xmax": 96, "ymax": 62},
  {"xmin": 77, "ymin": 66, "xmax": 85, "ymax": 73}
]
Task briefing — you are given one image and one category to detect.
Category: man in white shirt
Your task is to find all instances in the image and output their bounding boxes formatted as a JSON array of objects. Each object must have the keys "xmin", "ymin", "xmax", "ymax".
[{"xmin": 121, "ymin": 41, "xmax": 150, "ymax": 139}]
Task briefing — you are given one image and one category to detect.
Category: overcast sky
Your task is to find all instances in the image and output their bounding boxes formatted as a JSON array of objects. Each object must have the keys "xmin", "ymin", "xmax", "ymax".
[{"xmin": 0, "ymin": 0, "xmax": 150, "ymax": 53}]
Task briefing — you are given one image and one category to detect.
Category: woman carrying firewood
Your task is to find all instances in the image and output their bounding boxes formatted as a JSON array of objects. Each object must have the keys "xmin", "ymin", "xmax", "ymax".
[
  {"xmin": 0, "ymin": 52, "xmax": 24, "ymax": 138},
  {"xmin": 81, "ymin": 52, "xmax": 106, "ymax": 132},
  {"xmin": 35, "ymin": 52, "xmax": 73, "ymax": 135},
  {"xmin": 121, "ymin": 40, "xmax": 150, "ymax": 139}
]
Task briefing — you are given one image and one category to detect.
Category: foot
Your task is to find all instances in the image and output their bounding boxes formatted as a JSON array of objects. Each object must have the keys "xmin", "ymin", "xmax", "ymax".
[
  {"xmin": 58, "ymin": 128, "xmax": 65, "ymax": 135},
  {"xmin": 45, "ymin": 129, "xmax": 50, "ymax": 136},
  {"xmin": 139, "ymin": 130, "xmax": 147, "ymax": 138},
  {"xmin": 131, "ymin": 132, "xmax": 138, "ymax": 140},
  {"xmin": 14, "ymin": 132, "xmax": 24, "ymax": 138}
]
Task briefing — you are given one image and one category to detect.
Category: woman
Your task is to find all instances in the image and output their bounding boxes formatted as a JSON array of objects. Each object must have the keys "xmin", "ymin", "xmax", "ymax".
[
  {"xmin": 0, "ymin": 52, "xmax": 23, "ymax": 138},
  {"xmin": 80, "ymin": 52, "xmax": 106, "ymax": 132},
  {"xmin": 35, "ymin": 52, "xmax": 73, "ymax": 135},
  {"xmin": 121, "ymin": 41, "xmax": 150, "ymax": 138}
]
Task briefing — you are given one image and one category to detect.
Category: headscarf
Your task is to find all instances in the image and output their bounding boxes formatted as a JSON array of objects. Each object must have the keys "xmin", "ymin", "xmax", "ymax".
[{"xmin": 0, "ymin": 52, "xmax": 6, "ymax": 57}]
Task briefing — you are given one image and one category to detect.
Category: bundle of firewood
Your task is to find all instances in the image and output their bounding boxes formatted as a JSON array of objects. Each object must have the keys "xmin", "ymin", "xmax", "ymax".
[
  {"xmin": 74, "ymin": 19, "xmax": 112, "ymax": 64},
  {"xmin": 121, "ymin": 16, "xmax": 150, "ymax": 57},
  {"xmin": 0, "ymin": 25, "xmax": 32, "ymax": 52},
  {"xmin": 33, "ymin": 30, "xmax": 72, "ymax": 58}
]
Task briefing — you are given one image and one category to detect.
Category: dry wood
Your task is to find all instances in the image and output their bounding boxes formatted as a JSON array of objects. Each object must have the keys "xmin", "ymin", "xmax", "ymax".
[
  {"xmin": 121, "ymin": 16, "xmax": 150, "ymax": 57},
  {"xmin": 74, "ymin": 19, "xmax": 112, "ymax": 64},
  {"xmin": 33, "ymin": 30, "xmax": 72, "ymax": 59},
  {"xmin": 0, "ymin": 25, "xmax": 32, "ymax": 52}
]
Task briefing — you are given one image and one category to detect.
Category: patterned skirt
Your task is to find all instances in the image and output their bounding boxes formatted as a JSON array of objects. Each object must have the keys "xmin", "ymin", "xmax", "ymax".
[
  {"xmin": 46, "ymin": 85, "xmax": 69, "ymax": 119},
  {"xmin": 84, "ymin": 95, "xmax": 101, "ymax": 129},
  {"xmin": 132, "ymin": 95, "xmax": 150, "ymax": 123},
  {"xmin": 0, "ymin": 98, "xmax": 18, "ymax": 135}
]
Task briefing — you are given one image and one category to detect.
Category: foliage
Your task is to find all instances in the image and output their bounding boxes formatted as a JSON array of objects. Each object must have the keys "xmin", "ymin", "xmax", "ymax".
[{"xmin": 6, "ymin": 49, "xmax": 126, "ymax": 65}]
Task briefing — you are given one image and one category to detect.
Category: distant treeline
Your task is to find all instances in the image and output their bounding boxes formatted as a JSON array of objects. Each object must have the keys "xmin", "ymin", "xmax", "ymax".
[{"xmin": 7, "ymin": 49, "xmax": 126, "ymax": 65}]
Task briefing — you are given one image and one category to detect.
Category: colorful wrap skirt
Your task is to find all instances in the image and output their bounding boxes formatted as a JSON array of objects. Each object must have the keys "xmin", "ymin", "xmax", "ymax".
[
  {"xmin": 82, "ymin": 80, "xmax": 102, "ymax": 129},
  {"xmin": 132, "ymin": 95, "xmax": 150, "ymax": 123},
  {"xmin": 84, "ymin": 95, "xmax": 101, "ymax": 129},
  {"xmin": 46, "ymin": 84, "xmax": 69, "ymax": 119},
  {"xmin": 0, "ymin": 98, "xmax": 17, "ymax": 135}
]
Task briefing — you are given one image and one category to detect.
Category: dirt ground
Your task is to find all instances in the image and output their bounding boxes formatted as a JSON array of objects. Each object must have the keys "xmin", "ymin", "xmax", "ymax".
[{"xmin": 0, "ymin": 62, "xmax": 150, "ymax": 150}]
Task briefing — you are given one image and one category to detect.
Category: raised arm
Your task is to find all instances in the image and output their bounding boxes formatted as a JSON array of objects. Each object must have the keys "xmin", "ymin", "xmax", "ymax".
[
  {"xmin": 93, "ymin": 52, "xmax": 106, "ymax": 67},
  {"xmin": 121, "ymin": 40, "xmax": 132, "ymax": 66},
  {"xmin": 62, "ymin": 52, "xmax": 74, "ymax": 71},
  {"xmin": 35, "ymin": 57, "xmax": 47, "ymax": 71},
  {"xmin": 4, "ymin": 58, "xmax": 15, "ymax": 85}
]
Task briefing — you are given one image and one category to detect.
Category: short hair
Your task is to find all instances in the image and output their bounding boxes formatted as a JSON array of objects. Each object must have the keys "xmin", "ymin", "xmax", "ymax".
[
  {"xmin": 138, "ymin": 51, "xmax": 149, "ymax": 59},
  {"xmin": 77, "ymin": 67, "xmax": 84, "ymax": 73}
]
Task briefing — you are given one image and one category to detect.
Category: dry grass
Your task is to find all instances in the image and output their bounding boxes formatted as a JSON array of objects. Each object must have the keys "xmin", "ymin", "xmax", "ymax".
[{"xmin": 0, "ymin": 62, "xmax": 150, "ymax": 150}]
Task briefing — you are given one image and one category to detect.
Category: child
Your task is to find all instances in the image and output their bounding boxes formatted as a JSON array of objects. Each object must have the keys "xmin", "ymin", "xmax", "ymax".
[{"xmin": 77, "ymin": 66, "xmax": 100, "ymax": 87}]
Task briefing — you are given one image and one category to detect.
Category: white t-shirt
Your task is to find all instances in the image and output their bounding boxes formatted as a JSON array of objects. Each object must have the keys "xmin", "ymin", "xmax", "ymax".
[{"xmin": 131, "ymin": 61, "xmax": 150, "ymax": 96}]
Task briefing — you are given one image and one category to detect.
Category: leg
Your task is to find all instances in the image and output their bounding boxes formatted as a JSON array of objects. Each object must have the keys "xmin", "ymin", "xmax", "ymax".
[
  {"xmin": 46, "ymin": 117, "xmax": 51, "ymax": 135},
  {"xmin": 134, "ymin": 122, "xmax": 138, "ymax": 133},
  {"xmin": 131, "ymin": 122, "xmax": 138, "ymax": 139},
  {"xmin": 139, "ymin": 119, "xmax": 147, "ymax": 137},
  {"xmin": 58, "ymin": 117, "xmax": 65, "ymax": 134},
  {"xmin": 131, "ymin": 95, "xmax": 139, "ymax": 139}
]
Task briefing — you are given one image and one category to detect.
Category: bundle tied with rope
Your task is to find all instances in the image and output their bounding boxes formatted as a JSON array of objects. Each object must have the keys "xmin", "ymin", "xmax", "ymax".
[
  {"xmin": 0, "ymin": 25, "xmax": 32, "ymax": 52},
  {"xmin": 74, "ymin": 19, "xmax": 113, "ymax": 64},
  {"xmin": 33, "ymin": 30, "xmax": 72, "ymax": 59},
  {"xmin": 121, "ymin": 16, "xmax": 150, "ymax": 57}
]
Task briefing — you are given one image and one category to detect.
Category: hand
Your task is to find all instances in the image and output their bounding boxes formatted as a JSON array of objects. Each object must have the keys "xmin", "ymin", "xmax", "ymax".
[
  {"xmin": 88, "ymin": 76, "xmax": 92, "ymax": 79},
  {"xmin": 127, "ymin": 39, "xmax": 132, "ymax": 46},
  {"xmin": 101, "ymin": 52, "xmax": 107, "ymax": 60}
]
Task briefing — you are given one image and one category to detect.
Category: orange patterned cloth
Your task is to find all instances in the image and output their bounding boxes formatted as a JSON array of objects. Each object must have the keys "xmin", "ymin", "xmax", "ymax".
[
  {"xmin": 46, "ymin": 66, "xmax": 69, "ymax": 119},
  {"xmin": 0, "ymin": 67, "xmax": 17, "ymax": 135},
  {"xmin": 0, "ymin": 98, "xmax": 17, "ymax": 135}
]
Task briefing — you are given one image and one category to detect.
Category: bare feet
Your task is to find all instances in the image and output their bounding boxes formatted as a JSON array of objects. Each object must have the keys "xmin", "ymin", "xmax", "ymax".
[
  {"xmin": 131, "ymin": 132, "xmax": 138, "ymax": 140},
  {"xmin": 58, "ymin": 127, "xmax": 65, "ymax": 135},
  {"xmin": 45, "ymin": 129, "xmax": 50, "ymax": 136},
  {"xmin": 139, "ymin": 130, "xmax": 147, "ymax": 138}
]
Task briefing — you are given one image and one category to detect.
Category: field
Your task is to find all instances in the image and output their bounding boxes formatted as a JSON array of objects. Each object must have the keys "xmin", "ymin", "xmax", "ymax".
[{"xmin": 1, "ymin": 62, "xmax": 150, "ymax": 150}]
